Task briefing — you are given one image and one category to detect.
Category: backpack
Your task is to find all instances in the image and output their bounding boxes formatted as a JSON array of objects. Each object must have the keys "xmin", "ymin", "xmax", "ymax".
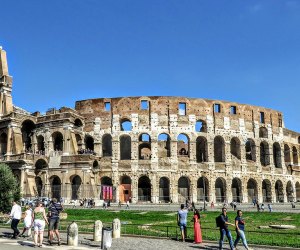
[{"xmin": 216, "ymin": 214, "xmax": 223, "ymax": 227}]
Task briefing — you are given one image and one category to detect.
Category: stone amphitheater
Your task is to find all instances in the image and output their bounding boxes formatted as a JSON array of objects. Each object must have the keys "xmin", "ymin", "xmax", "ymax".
[{"xmin": 0, "ymin": 47, "xmax": 299, "ymax": 205}]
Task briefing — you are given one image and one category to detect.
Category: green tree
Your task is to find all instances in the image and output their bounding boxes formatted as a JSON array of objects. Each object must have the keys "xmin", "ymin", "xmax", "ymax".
[{"xmin": 0, "ymin": 163, "xmax": 21, "ymax": 213}]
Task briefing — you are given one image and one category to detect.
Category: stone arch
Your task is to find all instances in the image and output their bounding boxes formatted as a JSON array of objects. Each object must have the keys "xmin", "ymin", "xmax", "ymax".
[
  {"xmin": 21, "ymin": 120, "xmax": 36, "ymax": 151},
  {"xmin": 120, "ymin": 135, "xmax": 131, "ymax": 160},
  {"xmin": 159, "ymin": 177, "xmax": 170, "ymax": 202},
  {"xmin": 52, "ymin": 131, "xmax": 63, "ymax": 151},
  {"xmin": 214, "ymin": 136, "xmax": 225, "ymax": 162},
  {"xmin": 35, "ymin": 159, "xmax": 48, "ymax": 171},
  {"xmin": 195, "ymin": 119, "xmax": 207, "ymax": 132},
  {"xmin": 273, "ymin": 142, "xmax": 282, "ymax": 168},
  {"xmin": 260, "ymin": 141, "xmax": 270, "ymax": 166},
  {"xmin": 196, "ymin": 136, "xmax": 208, "ymax": 162},
  {"xmin": 259, "ymin": 127, "xmax": 268, "ymax": 138},
  {"xmin": 120, "ymin": 118, "xmax": 132, "ymax": 131},
  {"xmin": 178, "ymin": 176, "xmax": 190, "ymax": 203},
  {"xmin": 93, "ymin": 160, "xmax": 99, "ymax": 169},
  {"xmin": 75, "ymin": 134, "xmax": 83, "ymax": 151},
  {"xmin": 296, "ymin": 182, "xmax": 300, "ymax": 202},
  {"xmin": 101, "ymin": 176, "xmax": 113, "ymax": 185},
  {"xmin": 138, "ymin": 176, "xmax": 151, "ymax": 202},
  {"xmin": 85, "ymin": 135, "xmax": 94, "ymax": 151},
  {"xmin": 262, "ymin": 179, "xmax": 272, "ymax": 202},
  {"xmin": 158, "ymin": 133, "xmax": 171, "ymax": 157},
  {"xmin": 35, "ymin": 176, "xmax": 43, "ymax": 197},
  {"xmin": 245, "ymin": 139, "xmax": 256, "ymax": 162},
  {"xmin": 230, "ymin": 137, "xmax": 241, "ymax": 160},
  {"xmin": 275, "ymin": 180, "xmax": 284, "ymax": 202},
  {"xmin": 71, "ymin": 175, "xmax": 82, "ymax": 200},
  {"xmin": 284, "ymin": 144, "xmax": 291, "ymax": 164},
  {"xmin": 215, "ymin": 177, "xmax": 226, "ymax": 202},
  {"xmin": 101, "ymin": 176, "xmax": 113, "ymax": 201},
  {"xmin": 232, "ymin": 178, "xmax": 242, "ymax": 202},
  {"xmin": 247, "ymin": 178, "xmax": 258, "ymax": 203},
  {"xmin": 293, "ymin": 146, "xmax": 298, "ymax": 165},
  {"xmin": 286, "ymin": 181, "xmax": 294, "ymax": 202},
  {"xmin": 139, "ymin": 133, "xmax": 151, "ymax": 160},
  {"xmin": 177, "ymin": 134, "xmax": 189, "ymax": 157},
  {"xmin": 0, "ymin": 132, "xmax": 7, "ymax": 155},
  {"xmin": 74, "ymin": 118, "xmax": 83, "ymax": 127},
  {"xmin": 197, "ymin": 177, "xmax": 209, "ymax": 202},
  {"xmin": 120, "ymin": 175, "xmax": 132, "ymax": 203},
  {"xmin": 50, "ymin": 175, "xmax": 61, "ymax": 199},
  {"xmin": 102, "ymin": 134, "xmax": 112, "ymax": 157},
  {"xmin": 37, "ymin": 135, "xmax": 45, "ymax": 153}
]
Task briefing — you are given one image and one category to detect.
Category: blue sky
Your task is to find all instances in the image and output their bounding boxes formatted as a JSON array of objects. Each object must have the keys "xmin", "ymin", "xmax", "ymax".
[{"xmin": 1, "ymin": 0, "xmax": 300, "ymax": 132}]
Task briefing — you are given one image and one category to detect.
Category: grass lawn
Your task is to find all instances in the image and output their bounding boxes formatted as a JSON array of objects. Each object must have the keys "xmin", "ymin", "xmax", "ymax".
[{"xmin": 61, "ymin": 209, "xmax": 300, "ymax": 247}]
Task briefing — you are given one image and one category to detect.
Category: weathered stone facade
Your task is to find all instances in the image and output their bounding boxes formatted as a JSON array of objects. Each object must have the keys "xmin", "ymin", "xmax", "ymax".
[{"xmin": 0, "ymin": 47, "xmax": 300, "ymax": 204}]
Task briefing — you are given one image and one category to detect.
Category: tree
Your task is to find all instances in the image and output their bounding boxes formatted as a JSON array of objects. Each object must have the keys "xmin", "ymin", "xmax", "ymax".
[{"xmin": 0, "ymin": 163, "xmax": 21, "ymax": 213}]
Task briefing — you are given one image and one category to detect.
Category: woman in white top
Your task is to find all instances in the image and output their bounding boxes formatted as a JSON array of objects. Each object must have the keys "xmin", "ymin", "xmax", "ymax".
[{"xmin": 20, "ymin": 204, "xmax": 33, "ymax": 237}]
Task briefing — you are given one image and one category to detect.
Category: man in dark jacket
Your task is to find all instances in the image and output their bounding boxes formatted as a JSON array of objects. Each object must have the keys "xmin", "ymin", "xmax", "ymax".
[
  {"xmin": 219, "ymin": 207, "xmax": 234, "ymax": 250},
  {"xmin": 48, "ymin": 198, "xmax": 63, "ymax": 245}
]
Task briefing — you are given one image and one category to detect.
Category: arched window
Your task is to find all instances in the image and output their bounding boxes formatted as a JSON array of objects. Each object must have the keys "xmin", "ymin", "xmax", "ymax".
[
  {"xmin": 197, "ymin": 177, "xmax": 209, "ymax": 202},
  {"xmin": 284, "ymin": 144, "xmax": 291, "ymax": 164},
  {"xmin": 74, "ymin": 118, "xmax": 83, "ymax": 127},
  {"xmin": 21, "ymin": 120, "xmax": 36, "ymax": 151},
  {"xmin": 196, "ymin": 136, "xmax": 208, "ymax": 162},
  {"xmin": 159, "ymin": 177, "xmax": 170, "ymax": 202},
  {"xmin": 120, "ymin": 135, "xmax": 131, "ymax": 160},
  {"xmin": 120, "ymin": 175, "xmax": 132, "ymax": 203},
  {"xmin": 52, "ymin": 132, "xmax": 63, "ymax": 151},
  {"xmin": 177, "ymin": 134, "xmax": 189, "ymax": 157},
  {"xmin": 37, "ymin": 135, "xmax": 45, "ymax": 153},
  {"xmin": 247, "ymin": 179, "xmax": 258, "ymax": 203},
  {"xmin": 214, "ymin": 136, "xmax": 225, "ymax": 162},
  {"xmin": 232, "ymin": 178, "xmax": 242, "ymax": 202},
  {"xmin": 273, "ymin": 142, "xmax": 282, "ymax": 168},
  {"xmin": 230, "ymin": 137, "xmax": 241, "ymax": 160},
  {"xmin": 245, "ymin": 139, "xmax": 256, "ymax": 161},
  {"xmin": 195, "ymin": 120, "xmax": 207, "ymax": 132},
  {"xmin": 138, "ymin": 176, "xmax": 151, "ymax": 201},
  {"xmin": 293, "ymin": 146, "xmax": 298, "ymax": 165},
  {"xmin": 262, "ymin": 179, "xmax": 272, "ymax": 202},
  {"xmin": 120, "ymin": 119, "xmax": 132, "ymax": 131},
  {"xmin": 0, "ymin": 133, "xmax": 7, "ymax": 155},
  {"xmin": 102, "ymin": 134, "xmax": 112, "ymax": 157},
  {"xmin": 259, "ymin": 127, "xmax": 268, "ymax": 138},
  {"xmin": 178, "ymin": 176, "xmax": 190, "ymax": 203},
  {"xmin": 275, "ymin": 180, "xmax": 284, "ymax": 202},
  {"xmin": 50, "ymin": 176, "xmax": 61, "ymax": 199},
  {"xmin": 71, "ymin": 175, "xmax": 82, "ymax": 200},
  {"xmin": 215, "ymin": 178, "xmax": 226, "ymax": 202},
  {"xmin": 158, "ymin": 133, "xmax": 171, "ymax": 157},
  {"xmin": 139, "ymin": 133, "xmax": 151, "ymax": 160},
  {"xmin": 85, "ymin": 136, "xmax": 94, "ymax": 151},
  {"xmin": 260, "ymin": 141, "xmax": 270, "ymax": 166}
]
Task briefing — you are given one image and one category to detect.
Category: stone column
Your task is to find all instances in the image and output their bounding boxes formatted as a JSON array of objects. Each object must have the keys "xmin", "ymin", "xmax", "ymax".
[
  {"xmin": 93, "ymin": 220, "xmax": 103, "ymax": 242},
  {"xmin": 67, "ymin": 222, "xmax": 78, "ymax": 246},
  {"xmin": 209, "ymin": 176, "xmax": 216, "ymax": 203},
  {"xmin": 226, "ymin": 179, "xmax": 233, "ymax": 203},
  {"xmin": 112, "ymin": 218, "xmax": 121, "ymax": 238},
  {"xmin": 191, "ymin": 177, "xmax": 197, "ymax": 203}
]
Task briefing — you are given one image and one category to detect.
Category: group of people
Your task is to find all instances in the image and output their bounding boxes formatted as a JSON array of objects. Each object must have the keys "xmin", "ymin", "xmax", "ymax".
[
  {"xmin": 9, "ymin": 198, "xmax": 63, "ymax": 247},
  {"xmin": 177, "ymin": 204, "xmax": 253, "ymax": 250}
]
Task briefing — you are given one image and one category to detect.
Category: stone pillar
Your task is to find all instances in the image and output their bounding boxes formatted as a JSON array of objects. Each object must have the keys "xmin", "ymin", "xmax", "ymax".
[
  {"xmin": 226, "ymin": 179, "xmax": 233, "ymax": 203},
  {"xmin": 112, "ymin": 218, "xmax": 121, "ymax": 238},
  {"xmin": 93, "ymin": 220, "xmax": 103, "ymax": 242},
  {"xmin": 209, "ymin": 177, "xmax": 216, "ymax": 203},
  {"xmin": 67, "ymin": 222, "xmax": 78, "ymax": 246},
  {"xmin": 191, "ymin": 177, "xmax": 197, "ymax": 203},
  {"xmin": 151, "ymin": 174, "xmax": 158, "ymax": 203}
]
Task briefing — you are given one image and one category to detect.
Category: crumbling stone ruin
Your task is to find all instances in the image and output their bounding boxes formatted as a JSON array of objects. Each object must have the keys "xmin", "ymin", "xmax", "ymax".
[{"xmin": 0, "ymin": 47, "xmax": 299, "ymax": 204}]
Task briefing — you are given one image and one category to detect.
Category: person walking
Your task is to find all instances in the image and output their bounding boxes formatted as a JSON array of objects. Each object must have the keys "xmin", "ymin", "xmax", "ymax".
[
  {"xmin": 9, "ymin": 201, "xmax": 22, "ymax": 239},
  {"xmin": 218, "ymin": 207, "xmax": 235, "ymax": 250},
  {"xmin": 192, "ymin": 209, "xmax": 202, "ymax": 244},
  {"xmin": 48, "ymin": 198, "xmax": 64, "ymax": 246},
  {"xmin": 20, "ymin": 204, "xmax": 33, "ymax": 237},
  {"xmin": 234, "ymin": 210, "xmax": 252, "ymax": 250},
  {"xmin": 268, "ymin": 203, "xmax": 273, "ymax": 212},
  {"xmin": 177, "ymin": 204, "xmax": 188, "ymax": 242},
  {"xmin": 126, "ymin": 200, "xmax": 130, "ymax": 209},
  {"xmin": 32, "ymin": 201, "xmax": 49, "ymax": 247}
]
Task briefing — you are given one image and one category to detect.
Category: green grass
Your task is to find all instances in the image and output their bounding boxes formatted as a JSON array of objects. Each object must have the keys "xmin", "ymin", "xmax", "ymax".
[{"xmin": 59, "ymin": 209, "xmax": 300, "ymax": 247}]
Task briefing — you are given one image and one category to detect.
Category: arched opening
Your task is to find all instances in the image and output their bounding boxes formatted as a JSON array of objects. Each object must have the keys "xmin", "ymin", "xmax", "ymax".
[
  {"xmin": 52, "ymin": 132, "xmax": 63, "ymax": 151},
  {"xmin": 120, "ymin": 135, "xmax": 131, "ymax": 160},
  {"xmin": 284, "ymin": 144, "xmax": 291, "ymax": 164},
  {"xmin": 51, "ymin": 176, "xmax": 61, "ymax": 199},
  {"xmin": 35, "ymin": 159, "xmax": 48, "ymax": 173},
  {"xmin": 275, "ymin": 180, "xmax": 284, "ymax": 202},
  {"xmin": 120, "ymin": 119, "xmax": 132, "ymax": 131},
  {"xmin": 85, "ymin": 135, "xmax": 94, "ymax": 152},
  {"xmin": 158, "ymin": 133, "xmax": 171, "ymax": 157},
  {"xmin": 159, "ymin": 177, "xmax": 170, "ymax": 202},
  {"xmin": 296, "ymin": 182, "xmax": 300, "ymax": 202},
  {"xmin": 102, "ymin": 134, "xmax": 112, "ymax": 157},
  {"xmin": 75, "ymin": 134, "xmax": 83, "ymax": 152},
  {"xmin": 119, "ymin": 175, "xmax": 132, "ymax": 203},
  {"xmin": 247, "ymin": 179, "xmax": 258, "ymax": 203},
  {"xmin": 273, "ymin": 142, "xmax": 282, "ymax": 168},
  {"xmin": 93, "ymin": 160, "xmax": 99, "ymax": 169},
  {"xmin": 35, "ymin": 177, "xmax": 43, "ymax": 197},
  {"xmin": 74, "ymin": 118, "xmax": 83, "ymax": 127},
  {"xmin": 197, "ymin": 177, "xmax": 209, "ymax": 202},
  {"xmin": 245, "ymin": 139, "xmax": 256, "ymax": 162},
  {"xmin": 139, "ymin": 133, "xmax": 151, "ymax": 160},
  {"xmin": 230, "ymin": 137, "xmax": 241, "ymax": 160},
  {"xmin": 215, "ymin": 178, "xmax": 226, "ymax": 202},
  {"xmin": 262, "ymin": 179, "xmax": 272, "ymax": 202},
  {"xmin": 178, "ymin": 176, "xmax": 190, "ymax": 203},
  {"xmin": 260, "ymin": 141, "xmax": 270, "ymax": 166},
  {"xmin": 293, "ymin": 146, "xmax": 298, "ymax": 165},
  {"xmin": 138, "ymin": 176, "xmax": 151, "ymax": 202},
  {"xmin": 259, "ymin": 127, "xmax": 268, "ymax": 138},
  {"xmin": 195, "ymin": 120, "xmax": 207, "ymax": 132},
  {"xmin": 0, "ymin": 133, "xmax": 7, "ymax": 155},
  {"xmin": 71, "ymin": 175, "xmax": 82, "ymax": 200},
  {"xmin": 37, "ymin": 135, "xmax": 45, "ymax": 153},
  {"xmin": 177, "ymin": 134, "xmax": 189, "ymax": 157},
  {"xmin": 298, "ymin": 136, "xmax": 300, "ymax": 144},
  {"xmin": 101, "ymin": 176, "xmax": 113, "ymax": 201},
  {"xmin": 232, "ymin": 178, "xmax": 242, "ymax": 202},
  {"xmin": 214, "ymin": 136, "xmax": 225, "ymax": 162},
  {"xmin": 286, "ymin": 181, "xmax": 294, "ymax": 202},
  {"xmin": 196, "ymin": 136, "xmax": 208, "ymax": 162},
  {"xmin": 21, "ymin": 120, "xmax": 36, "ymax": 151}
]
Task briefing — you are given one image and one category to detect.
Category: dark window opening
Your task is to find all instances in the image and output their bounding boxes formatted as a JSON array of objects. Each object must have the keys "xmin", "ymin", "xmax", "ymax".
[{"xmin": 260, "ymin": 112, "xmax": 265, "ymax": 124}]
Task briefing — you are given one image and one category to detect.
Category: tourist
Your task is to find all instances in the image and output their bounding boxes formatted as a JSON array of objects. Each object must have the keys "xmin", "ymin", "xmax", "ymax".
[
  {"xmin": 32, "ymin": 201, "xmax": 49, "ymax": 247},
  {"xmin": 234, "ymin": 210, "xmax": 252, "ymax": 250},
  {"xmin": 192, "ymin": 209, "xmax": 202, "ymax": 243},
  {"xmin": 9, "ymin": 201, "xmax": 22, "ymax": 239},
  {"xmin": 20, "ymin": 204, "xmax": 33, "ymax": 237},
  {"xmin": 218, "ymin": 207, "xmax": 235, "ymax": 250},
  {"xmin": 48, "ymin": 198, "xmax": 64, "ymax": 246},
  {"xmin": 177, "ymin": 204, "xmax": 188, "ymax": 242},
  {"xmin": 211, "ymin": 201, "xmax": 215, "ymax": 209},
  {"xmin": 268, "ymin": 203, "xmax": 272, "ymax": 212},
  {"xmin": 261, "ymin": 203, "xmax": 265, "ymax": 211},
  {"xmin": 126, "ymin": 200, "xmax": 130, "ymax": 209},
  {"xmin": 256, "ymin": 202, "xmax": 260, "ymax": 212}
]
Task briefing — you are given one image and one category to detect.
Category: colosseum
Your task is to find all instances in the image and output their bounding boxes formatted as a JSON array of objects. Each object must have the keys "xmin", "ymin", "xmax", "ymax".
[{"xmin": 0, "ymin": 47, "xmax": 300, "ymax": 205}]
